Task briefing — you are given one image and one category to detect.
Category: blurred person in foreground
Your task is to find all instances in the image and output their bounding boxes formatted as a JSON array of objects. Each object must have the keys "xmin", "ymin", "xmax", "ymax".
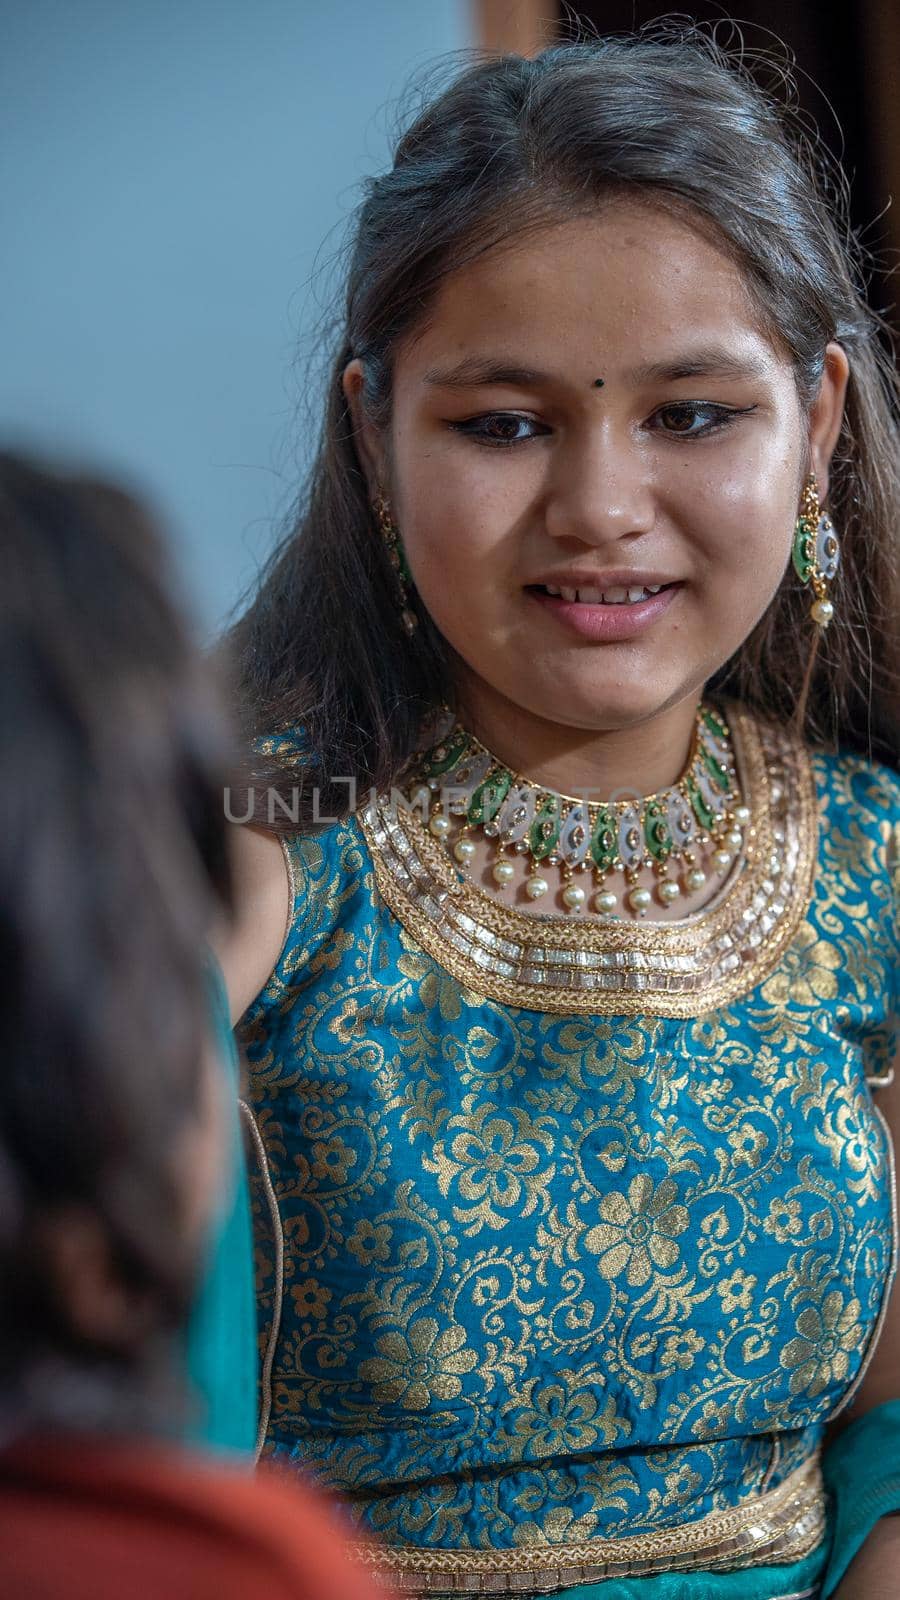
[{"xmin": 0, "ymin": 452, "xmax": 381, "ymax": 1600}]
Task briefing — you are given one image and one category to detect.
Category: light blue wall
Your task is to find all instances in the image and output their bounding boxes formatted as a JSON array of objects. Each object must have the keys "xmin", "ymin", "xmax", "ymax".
[{"xmin": 0, "ymin": 0, "xmax": 470, "ymax": 635}]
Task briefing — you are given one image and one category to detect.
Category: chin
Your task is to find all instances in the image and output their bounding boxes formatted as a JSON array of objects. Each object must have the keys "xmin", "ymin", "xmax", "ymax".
[{"xmin": 524, "ymin": 676, "xmax": 686, "ymax": 734}]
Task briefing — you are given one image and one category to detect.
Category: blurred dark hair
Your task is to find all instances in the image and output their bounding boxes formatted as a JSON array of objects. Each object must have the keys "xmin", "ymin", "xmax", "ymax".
[
  {"xmin": 228, "ymin": 27, "xmax": 899, "ymax": 824},
  {"xmin": 0, "ymin": 451, "xmax": 233, "ymax": 1423}
]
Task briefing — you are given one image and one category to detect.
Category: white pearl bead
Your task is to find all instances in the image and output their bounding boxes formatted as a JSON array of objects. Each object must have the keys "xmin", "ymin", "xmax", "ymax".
[
  {"xmin": 658, "ymin": 879, "xmax": 681, "ymax": 904},
  {"xmin": 594, "ymin": 890, "xmax": 618, "ymax": 915},
  {"xmin": 428, "ymin": 813, "xmax": 450, "ymax": 838},
  {"xmin": 453, "ymin": 838, "xmax": 476, "ymax": 863},
  {"xmin": 627, "ymin": 886, "xmax": 653, "ymax": 914},
  {"xmin": 733, "ymin": 805, "xmax": 751, "ymax": 825},
  {"xmin": 724, "ymin": 828, "xmax": 743, "ymax": 852},
  {"xmin": 686, "ymin": 867, "xmax": 707, "ymax": 892},
  {"xmin": 811, "ymin": 598, "xmax": 834, "ymax": 626},
  {"xmin": 525, "ymin": 875, "xmax": 549, "ymax": 899},
  {"xmin": 562, "ymin": 882, "xmax": 586, "ymax": 910},
  {"xmin": 712, "ymin": 848, "xmax": 733, "ymax": 873},
  {"xmin": 492, "ymin": 859, "xmax": 515, "ymax": 885}
]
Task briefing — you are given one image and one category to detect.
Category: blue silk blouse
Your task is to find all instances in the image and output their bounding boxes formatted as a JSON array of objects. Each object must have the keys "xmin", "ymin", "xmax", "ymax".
[{"xmin": 238, "ymin": 708, "xmax": 899, "ymax": 1597}]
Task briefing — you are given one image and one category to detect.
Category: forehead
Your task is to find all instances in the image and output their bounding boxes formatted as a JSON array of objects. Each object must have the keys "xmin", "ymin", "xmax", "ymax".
[{"xmin": 400, "ymin": 202, "xmax": 782, "ymax": 382}]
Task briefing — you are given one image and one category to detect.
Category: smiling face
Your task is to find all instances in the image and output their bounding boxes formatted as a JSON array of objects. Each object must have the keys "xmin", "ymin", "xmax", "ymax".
[{"xmin": 348, "ymin": 201, "xmax": 847, "ymax": 769}]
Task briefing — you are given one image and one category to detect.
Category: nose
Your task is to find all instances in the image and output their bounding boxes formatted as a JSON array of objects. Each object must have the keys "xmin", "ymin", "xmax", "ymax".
[{"xmin": 544, "ymin": 425, "xmax": 656, "ymax": 546}]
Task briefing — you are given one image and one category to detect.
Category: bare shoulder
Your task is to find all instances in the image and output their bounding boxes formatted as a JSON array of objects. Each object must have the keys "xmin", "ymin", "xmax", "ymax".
[{"xmin": 215, "ymin": 823, "xmax": 291, "ymax": 1024}]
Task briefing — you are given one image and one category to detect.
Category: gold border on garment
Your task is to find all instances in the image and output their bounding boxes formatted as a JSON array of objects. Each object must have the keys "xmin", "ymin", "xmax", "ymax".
[
  {"xmin": 358, "ymin": 708, "xmax": 818, "ymax": 1019},
  {"xmin": 351, "ymin": 1454, "xmax": 825, "ymax": 1594}
]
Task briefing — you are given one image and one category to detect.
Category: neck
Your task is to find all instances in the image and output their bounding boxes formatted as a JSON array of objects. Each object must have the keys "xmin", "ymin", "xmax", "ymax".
[{"xmin": 453, "ymin": 680, "xmax": 704, "ymax": 799}]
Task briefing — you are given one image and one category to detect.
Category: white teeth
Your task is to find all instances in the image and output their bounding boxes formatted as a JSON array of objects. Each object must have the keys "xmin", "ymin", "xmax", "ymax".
[{"xmin": 543, "ymin": 581, "xmax": 668, "ymax": 604}]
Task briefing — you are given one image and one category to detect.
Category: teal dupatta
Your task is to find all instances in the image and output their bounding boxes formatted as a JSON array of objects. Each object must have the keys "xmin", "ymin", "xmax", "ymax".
[
  {"xmin": 182, "ymin": 961, "xmax": 258, "ymax": 1456},
  {"xmin": 553, "ymin": 1547, "xmax": 824, "ymax": 1600}
]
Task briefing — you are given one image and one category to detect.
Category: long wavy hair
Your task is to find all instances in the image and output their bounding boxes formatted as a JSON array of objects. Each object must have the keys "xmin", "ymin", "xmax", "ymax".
[{"xmin": 227, "ymin": 27, "xmax": 900, "ymax": 827}]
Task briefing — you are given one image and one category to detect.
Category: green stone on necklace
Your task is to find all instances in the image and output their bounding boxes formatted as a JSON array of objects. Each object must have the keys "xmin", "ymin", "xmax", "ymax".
[{"xmin": 404, "ymin": 702, "xmax": 747, "ymax": 920}]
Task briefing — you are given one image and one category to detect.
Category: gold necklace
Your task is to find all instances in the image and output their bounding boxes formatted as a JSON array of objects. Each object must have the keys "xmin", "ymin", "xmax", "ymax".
[{"xmin": 400, "ymin": 703, "xmax": 749, "ymax": 917}]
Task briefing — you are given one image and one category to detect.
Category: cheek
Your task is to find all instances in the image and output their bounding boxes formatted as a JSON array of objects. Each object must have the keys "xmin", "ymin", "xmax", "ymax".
[
  {"xmin": 395, "ymin": 452, "xmax": 533, "ymax": 596},
  {"xmin": 678, "ymin": 444, "xmax": 799, "ymax": 581}
]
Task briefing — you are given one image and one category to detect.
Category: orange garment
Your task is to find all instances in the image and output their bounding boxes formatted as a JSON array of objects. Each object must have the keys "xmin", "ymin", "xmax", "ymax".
[{"xmin": 0, "ymin": 1434, "xmax": 384, "ymax": 1600}]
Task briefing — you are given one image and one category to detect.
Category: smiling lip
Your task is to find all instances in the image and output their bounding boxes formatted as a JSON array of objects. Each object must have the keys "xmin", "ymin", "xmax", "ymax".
[{"xmin": 526, "ymin": 581, "xmax": 682, "ymax": 641}]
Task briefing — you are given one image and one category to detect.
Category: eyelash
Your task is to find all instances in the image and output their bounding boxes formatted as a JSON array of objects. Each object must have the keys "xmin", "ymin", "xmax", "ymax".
[{"xmin": 447, "ymin": 403, "xmax": 756, "ymax": 448}]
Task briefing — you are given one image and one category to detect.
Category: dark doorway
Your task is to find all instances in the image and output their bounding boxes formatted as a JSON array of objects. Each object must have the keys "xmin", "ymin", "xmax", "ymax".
[{"xmin": 547, "ymin": 2, "xmax": 899, "ymax": 332}]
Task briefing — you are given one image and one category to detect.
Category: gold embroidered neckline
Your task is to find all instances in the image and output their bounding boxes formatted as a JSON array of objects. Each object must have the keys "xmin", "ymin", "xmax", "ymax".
[{"xmin": 358, "ymin": 704, "xmax": 818, "ymax": 1017}]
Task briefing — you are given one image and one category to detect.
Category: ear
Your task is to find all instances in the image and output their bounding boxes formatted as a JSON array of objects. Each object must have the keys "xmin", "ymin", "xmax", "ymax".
[
  {"xmin": 807, "ymin": 342, "xmax": 850, "ymax": 503},
  {"xmin": 342, "ymin": 358, "xmax": 388, "ymax": 499}
]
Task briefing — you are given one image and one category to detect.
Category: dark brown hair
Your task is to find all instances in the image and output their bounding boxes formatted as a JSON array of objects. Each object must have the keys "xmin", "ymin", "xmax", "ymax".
[
  {"xmin": 228, "ymin": 27, "xmax": 900, "ymax": 825},
  {"xmin": 0, "ymin": 451, "xmax": 233, "ymax": 1425}
]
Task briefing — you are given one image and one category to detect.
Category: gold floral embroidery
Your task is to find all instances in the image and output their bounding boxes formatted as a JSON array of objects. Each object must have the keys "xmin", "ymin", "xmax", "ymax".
[
  {"xmin": 291, "ymin": 1278, "xmax": 332, "ymax": 1322},
  {"xmin": 759, "ymin": 926, "xmax": 842, "ymax": 1008},
  {"xmin": 717, "ymin": 1270, "xmax": 757, "ymax": 1315},
  {"xmin": 584, "ymin": 1175, "xmax": 689, "ymax": 1286},
  {"xmin": 359, "ymin": 1317, "xmax": 477, "ymax": 1409},
  {"xmin": 660, "ymin": 1330, "xmax": 706, "ymax": 1371},
  {"xmin": 346, "ymin": 1218, "xmax": 393, "ymax": 1265},
  {"xmin": 507, "ymin": 1377, "xmax": 629, "ymax": 1460},
  {"xmin": 425, "ymin": 1097, "xmax": 555, "ymax": 1235},
  {"xmin": 727, "ymin": 1123, "xmax": 769, "ymax": 1167},
  {"xmin": 766, "ymin": 1198, "xmax": 803, "ymax": 1243},
  {"xmin": 782, "ymin": 1291, "xmax": 864, "ymax": 1398}
]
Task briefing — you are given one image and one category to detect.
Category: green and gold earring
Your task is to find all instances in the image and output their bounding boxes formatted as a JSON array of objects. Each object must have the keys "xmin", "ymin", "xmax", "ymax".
[
  {"xmin": 374, "ymin": 493, "xmax": 417, "ymax": 636},
  {"xmin": 792, "ymin": 473, "xmax": 840, "ymax": 628}
]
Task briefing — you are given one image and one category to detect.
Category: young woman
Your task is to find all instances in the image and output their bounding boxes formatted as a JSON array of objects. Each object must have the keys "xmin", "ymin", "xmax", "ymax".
[{"xmin": 220, "ymin": 32, "xmax": 900, "ymax": 1600}]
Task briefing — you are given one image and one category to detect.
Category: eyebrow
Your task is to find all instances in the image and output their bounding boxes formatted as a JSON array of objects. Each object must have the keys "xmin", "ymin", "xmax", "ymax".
[
  {"xmin": 422, "ymin": 346, "xmax": 770, "ymax": 390},
  {"xmin": 422, "ymin": 357, "xmax": 554, "ymax": 390},
  {"xmin": 628, "ymin": 347, "xmax": 771, "ymax": 384}
]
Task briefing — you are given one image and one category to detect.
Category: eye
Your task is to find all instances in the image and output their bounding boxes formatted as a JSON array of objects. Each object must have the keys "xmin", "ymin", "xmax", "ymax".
[
  {"xmin": 652, "ymin": 402, "xmax": 755, "ymax": 438},
  {"xmin": 447, "ymin": 413, "xmax": 548, "ymax": 448}
]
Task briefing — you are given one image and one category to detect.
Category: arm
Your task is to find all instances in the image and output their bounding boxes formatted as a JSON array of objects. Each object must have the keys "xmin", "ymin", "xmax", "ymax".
[
  {"xmin": 829, "ymin": 1033, "xmax": 900, "ymax": 1599},
  {"xmin": 214, "ymin": 823, "xmax": 291, "ymax": 1025}
]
